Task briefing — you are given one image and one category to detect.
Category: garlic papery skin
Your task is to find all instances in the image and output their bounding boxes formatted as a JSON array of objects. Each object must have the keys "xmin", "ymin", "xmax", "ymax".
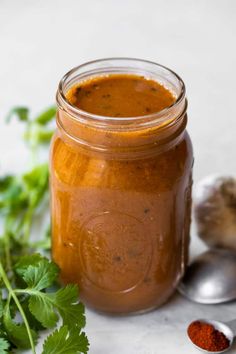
[{"xmin": 194, "ymin": 175, "xmax": 236, "ymax": 251}]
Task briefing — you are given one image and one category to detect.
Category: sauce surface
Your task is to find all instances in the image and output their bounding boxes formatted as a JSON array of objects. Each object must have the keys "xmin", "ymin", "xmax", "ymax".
[
  {"xmin": 67, "ymin": 74, "xmax": 175, "ymax": 117},
  {"xmin": 51, "ymin": 73, "xmax": 193, "ymax": 313}
]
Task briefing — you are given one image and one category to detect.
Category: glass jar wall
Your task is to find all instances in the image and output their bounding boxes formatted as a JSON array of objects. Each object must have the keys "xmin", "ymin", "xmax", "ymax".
[{"xmin": 50, "ymin": 58, "xmax": 193, "ymax": 313}]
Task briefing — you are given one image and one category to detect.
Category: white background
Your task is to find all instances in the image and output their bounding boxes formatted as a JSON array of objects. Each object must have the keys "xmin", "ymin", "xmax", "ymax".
[{"xmin": 0, "ymin": 0, "xmax": 236, "ymax": 353}]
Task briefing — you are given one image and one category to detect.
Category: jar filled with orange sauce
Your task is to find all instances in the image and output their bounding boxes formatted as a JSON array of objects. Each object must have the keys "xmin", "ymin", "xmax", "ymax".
[{"xmin": 50, "ymin": 58, "xmax": 193, "ymax": 314}]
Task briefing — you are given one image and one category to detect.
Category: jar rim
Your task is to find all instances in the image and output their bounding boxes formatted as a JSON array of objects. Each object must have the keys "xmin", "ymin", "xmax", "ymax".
[{"xmin": 56, "ymin": 57, "xmax": 186, "ymax": 128}]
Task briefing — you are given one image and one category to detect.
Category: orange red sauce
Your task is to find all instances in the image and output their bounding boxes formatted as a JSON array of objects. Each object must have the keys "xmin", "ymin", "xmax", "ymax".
[{"xmin": 67, "ymin": 74, "xmax": 175, "ymax": 117}]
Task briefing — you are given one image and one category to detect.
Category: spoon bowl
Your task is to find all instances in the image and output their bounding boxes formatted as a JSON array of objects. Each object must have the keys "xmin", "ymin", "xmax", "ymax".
[
  {"xmin": 178, "ymin": 249, "xmax": 236, "ymax": 304},
  {"xmin": 187, "ymin": 319, "xmax": 235, "ymax": 353}
]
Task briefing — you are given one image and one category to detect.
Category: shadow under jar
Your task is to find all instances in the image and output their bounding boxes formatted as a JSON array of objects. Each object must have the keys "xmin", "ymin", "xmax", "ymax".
[{"xmin": 50, "ymin": 58, "xmax": 193, "ymax": 314}]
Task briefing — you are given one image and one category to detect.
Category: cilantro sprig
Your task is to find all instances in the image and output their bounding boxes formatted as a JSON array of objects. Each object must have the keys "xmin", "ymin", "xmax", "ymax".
[{"xmin": 0, "ymin": 107, "xmax": 89, "ymax": 353}]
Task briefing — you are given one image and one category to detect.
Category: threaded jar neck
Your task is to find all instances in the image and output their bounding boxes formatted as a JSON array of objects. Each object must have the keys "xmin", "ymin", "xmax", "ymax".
[{"xmin": 56, "ymin": 58, "xmax": 187, "ymax": 157}]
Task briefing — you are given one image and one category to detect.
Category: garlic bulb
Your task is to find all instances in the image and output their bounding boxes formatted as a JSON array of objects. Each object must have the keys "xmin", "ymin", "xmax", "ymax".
[{"xmin": 194, "ymin": 175, "xmax": 236, "ymax": 250}]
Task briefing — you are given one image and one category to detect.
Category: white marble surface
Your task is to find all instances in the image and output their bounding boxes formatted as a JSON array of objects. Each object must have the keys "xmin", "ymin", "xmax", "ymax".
[{"xmin": 1, "ymin": 0, "xmax": 236, "ymax": 353}]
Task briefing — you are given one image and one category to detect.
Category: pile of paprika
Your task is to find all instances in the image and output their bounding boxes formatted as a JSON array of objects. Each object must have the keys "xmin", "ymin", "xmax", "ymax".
[{"xmin": 188, "ymin": 321, "xmax": 230, "ymax": 352}]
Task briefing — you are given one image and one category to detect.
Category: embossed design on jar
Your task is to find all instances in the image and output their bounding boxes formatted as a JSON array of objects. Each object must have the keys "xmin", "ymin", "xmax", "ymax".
[{"xmin": 79, "ymin": 211, "xmax": 152, "ymax": 292}]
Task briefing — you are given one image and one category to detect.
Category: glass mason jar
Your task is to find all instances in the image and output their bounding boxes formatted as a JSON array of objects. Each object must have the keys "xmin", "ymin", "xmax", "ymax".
[{"xmin": 50, "ymin": 58, "xmax": 193, "ymax": 314}]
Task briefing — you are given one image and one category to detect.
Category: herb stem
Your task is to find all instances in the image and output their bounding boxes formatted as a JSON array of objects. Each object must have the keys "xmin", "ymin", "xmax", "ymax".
[
  {"xmin": 23, "ymin": 207, "xmax": 34, "ymax": 243},
  {"xmin": 0, "ymin": 262, "xmax": 36, "ymax": 354},
  {"xmin": 3, "ymin": 232, "xmax": 12, "ymax": 273}
]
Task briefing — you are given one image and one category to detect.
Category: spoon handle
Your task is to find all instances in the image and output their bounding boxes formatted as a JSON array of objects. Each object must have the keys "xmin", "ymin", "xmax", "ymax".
[{"xmin": 227, "ymin": 319, "xmax": 236, "ymax": 335}]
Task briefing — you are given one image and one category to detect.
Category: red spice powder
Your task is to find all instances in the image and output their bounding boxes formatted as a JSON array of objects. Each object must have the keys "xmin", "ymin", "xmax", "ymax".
[{"xmin": 188, "ymin": 320, "xmax": 230, "ymax": 352}]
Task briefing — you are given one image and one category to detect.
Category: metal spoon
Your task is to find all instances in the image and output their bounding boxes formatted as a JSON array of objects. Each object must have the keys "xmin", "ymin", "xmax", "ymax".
[
  {"xmin": 178, "ymin": 249, "xmax": 236, "ymax": 304},
  {"xmin": 187, "ymin": 318, "xmax": 236, "ymax": 353}
]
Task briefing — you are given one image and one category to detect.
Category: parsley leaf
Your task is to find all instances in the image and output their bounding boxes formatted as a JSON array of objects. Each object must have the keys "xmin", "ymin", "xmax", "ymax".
[
  {"xmin": 52, "ymin": 285, "xmax": 85, "ymax": 329},
  {"xmin": 15, "ymin": 256, "xmax": 86, "ymax": 331},
  {"xmin": 42, "ymin": 326, "xmax": 89, "ymax": 354},
  {"xmin": 0, "ymin": 297, "xmax": 3, "ymax": 319},
  {"xmin": 23, "ymin": 163, "xmax": 49, "ymax": 209},
  {"xmin": 0, "ymin": 338, "xmax": 10, "ymax": 353},
  {"xmin": 22, "ymin": 258, "xmax": 59, "ymax": 291},
  {"xmin": 27, "ymin": 285, "xmax": 86, "ymax": 330},
  {"xmin": 0, "ymin": 176, "xmax": 14, "ymax": 193},
  {"xmin": 35, "ymin": 106, "xmax": 57, "ymax": 125},
  {"xmin": 28, "ymin": 292, "xmax": 58, "ymax": 329},
  {"xmin": 0, "ymin": 105, "xmax": 89, "ymax": 353},
  {"xmin": 6, "ymin": 107, "xmax": 29, "ymax": 122},
  {"xmin": 15, "ymin": 254, "xmax": 46, "ymax": 277},
  {"xmin": 3, "ymin": 306, "xmax": 37, "ymax": 349}
]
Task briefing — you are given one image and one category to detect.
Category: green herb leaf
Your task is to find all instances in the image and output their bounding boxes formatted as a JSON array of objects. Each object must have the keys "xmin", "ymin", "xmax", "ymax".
[
  {"xmin": 3, "ymin": 306, "xmax": 37, "ymax": 349},
  {"xmin": 0, "ymin": 337, "xmax": 10, "ymax": 353},
  {"xmin": 0, "ymin": 104, "xmax": 89, "ymax": 353},
  {"xmin": 16, "ymin": 258, "xmax": 84, "ymax": 330},
  {"xmin": 24, "ymin": 126, "xmax": 54, "ymax": 145},
  {"xmin": 0, "ymin": 176, "xmax": 14, "ymax": 192},
  {"xmin": 0, "ymin": 297, "xmax": 3, "ymax": 319},
  {"xmin": 23, "ymin": 164, "xmax": 48, "ymax": 190},
  {"xmin": 53, "ymin": 285, "xmax": 85, "ymax": 328},
  {"xmin": 35, "ymin": 106, "xmax": 56, "ymax": 125},
  {"xmin": 22, "ymin": 259, "xmax": 59, "ymax": 291},
  {"xmin": 28, "ymin": 292, "xmax": 58, "ymax": 329},
  {"xmin": 20, "ymin": 298, "xmax": 45, "ymax": 331},
  {"xmin": 6, "ymin": 107, "xmax": 29, "ymax": 123},
  {"xmin": 15, "ymin": 254, "xmax": 45, "ymax": 277},
  {"xmin": 42, "ymin": 326, "xmax": 89, "ymax": 354},
  {"xmin": 27, "ymin": 284, "xmax": 85, "ymax": 330},
  {"xmin": 15, "ymin": 257, "xmax": 60, "ymax": 329},
  {"xmin": 0, "ymin": 176, "xmax": 26, "ymax": 214},
  {"xmin": 23, "ymin": 163, "xmax": 49, "ymax": 209},
  {"xmin": 34, "ymin": 128, "xmax": 54, "ymax": 143}
]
